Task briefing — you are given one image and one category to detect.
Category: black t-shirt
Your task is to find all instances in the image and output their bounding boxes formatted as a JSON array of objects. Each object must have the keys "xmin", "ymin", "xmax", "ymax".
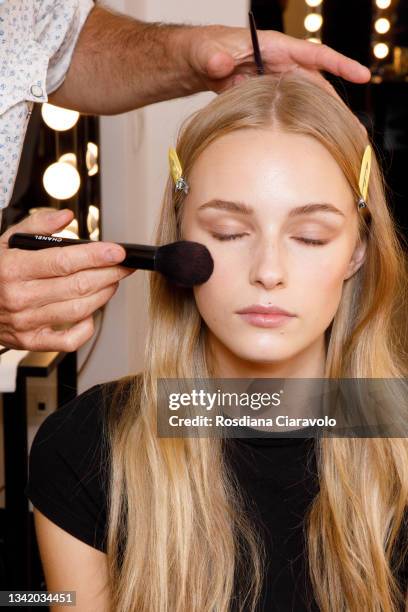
[{"xmin": 25, "ymin": 381, "xmax": 407, "ymax": 612}]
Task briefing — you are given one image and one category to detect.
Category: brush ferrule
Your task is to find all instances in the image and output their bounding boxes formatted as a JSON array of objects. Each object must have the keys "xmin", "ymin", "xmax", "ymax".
[{"xmin": 118, "ymin": 243, "xmax": 157, "ymax": 270}]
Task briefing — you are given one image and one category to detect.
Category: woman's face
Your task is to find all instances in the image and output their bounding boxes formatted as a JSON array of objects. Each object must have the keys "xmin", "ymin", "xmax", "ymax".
[{"xmin": 180, "ymin": 128, "xmax": 366, "ymax": 372}]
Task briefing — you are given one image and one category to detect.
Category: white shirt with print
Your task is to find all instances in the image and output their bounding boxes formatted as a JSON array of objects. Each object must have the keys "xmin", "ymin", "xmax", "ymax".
[{"xmin": 0, "ymin": 0, "xmax": 94, "ymax": 211}]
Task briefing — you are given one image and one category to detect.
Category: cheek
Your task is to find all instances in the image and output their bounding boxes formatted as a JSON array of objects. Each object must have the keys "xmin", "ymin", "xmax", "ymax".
[
  {"xmin": 193, "ymin": 272, "xmax": 233, "ymax": 324},
  {"xmin": 194, "ymin": 245, "xmax": 242, "ymax": 306},
  {"xmin": 299, "ymin": 251, "xmax": 349, "ymax": 322}
]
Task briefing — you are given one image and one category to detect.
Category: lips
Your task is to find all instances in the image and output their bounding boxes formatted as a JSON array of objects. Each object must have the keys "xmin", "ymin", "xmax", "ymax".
[
  {"xmin": 236, "ymin": 304, "xmax": 295, "ymax": 316},
  {"xmin": 236, "ymin": 304, "xmax": 296, "ymax": 329}
]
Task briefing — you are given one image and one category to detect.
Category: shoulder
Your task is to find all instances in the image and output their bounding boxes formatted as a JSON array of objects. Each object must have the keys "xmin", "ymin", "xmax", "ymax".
[
  {"xmin": 26, "ymin": 374, "xmax": 138, "ymax": 552},
  {"xmin": 30, "ymin": 375, "xmax": 136, "ymax": 457}
]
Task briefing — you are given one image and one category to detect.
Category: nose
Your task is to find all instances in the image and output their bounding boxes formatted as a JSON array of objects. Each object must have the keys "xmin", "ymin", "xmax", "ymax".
[{"xmin": 249, "ymin": 237, "xmax": 286, "ymax": 290}]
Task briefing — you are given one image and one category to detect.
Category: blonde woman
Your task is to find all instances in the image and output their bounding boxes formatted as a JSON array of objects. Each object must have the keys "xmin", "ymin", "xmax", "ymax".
[{"xmin": 26, "ymin": 73, "xmax": 408, "ymax": 612}]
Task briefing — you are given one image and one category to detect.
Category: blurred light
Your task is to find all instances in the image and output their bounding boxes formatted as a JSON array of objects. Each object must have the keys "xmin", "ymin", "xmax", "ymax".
[
  {"xmin": 305, "ymin": 0, "xmax": 322, "ymax": 6},
  {"xmin": 87, "ymin": 204, "xmax": 100, "ymax": 236},
  {"xmin": 52, "ymin": 216, "xmax": 78, "ymax": 239},
  {"xmin": 307, "ymin": 37, "xmax": 322, "ymax": 44},
  {"xmin": 90, "ymin": 228, "xmax": 100, "ymax": 241},
  {"xmin": 43, "ymin": 162, "xmax": 81, "ymax": 200},
  {"xmin": 375, "ymin": 0, "xmax": 391, "ymax": 8},
  {"xmin": 58, "ymin": 152, "xmax": 77, "ymax": 167},
  {"xmin": 304, "ymin": 13, "xmax": 323, "ymax": 33},
  {"xmin": 41, "ymin": 103, "xmax": 79, "ymax": 131},
  {"xmin": 374, "ymin": 17, "xmax": 390, "ymax": 33},
  {"xmin": 86, "ymin": 142, "xmax": 99, "ymax": 176},
  {"xmin": 373, "ymin": 42, "xmax": 389, "ymax": 59}
]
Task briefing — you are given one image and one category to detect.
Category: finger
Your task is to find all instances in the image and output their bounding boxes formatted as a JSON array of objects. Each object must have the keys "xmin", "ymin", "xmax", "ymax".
[
  {"xmin": 289, "ymin": 66, "xmax": 344, "ymax": 101},
  {"xmin": 264, "ymin": 32, "xmax": 371, "ymax": 83},
  {"xmin": 18, "ymin": 265, "xmax": 135, "ymax": 310},
  {"xmin": 0, "ymin": 208, "xmax": 74, "ymax": 248},
  {"xmin": 1, "ymin": 240, "xmax": 126, "ymax": 282},
  {"xmin": 2, "ymin": 315, "xmax": 97, "ymax": 353},
  {"xmin": 206, "ymin": 50, "xmax": 236, "ymax": 80},
  {"xmin": 209, "ymin": 72, "xmax": 252, "ymax": 94},
  {"xmin": 5, "ymin": 284, "xmax": 119, "ymax": 332}
]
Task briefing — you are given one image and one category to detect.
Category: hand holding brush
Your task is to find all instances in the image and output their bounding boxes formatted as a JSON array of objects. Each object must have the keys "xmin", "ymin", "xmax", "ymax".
[{"xmin": 8, "ymin": 233, "xmax": 214, "ymax": 288}]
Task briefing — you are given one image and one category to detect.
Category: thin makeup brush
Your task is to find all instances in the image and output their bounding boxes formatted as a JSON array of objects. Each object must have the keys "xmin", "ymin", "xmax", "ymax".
[
  {"xmin": 248, "ymin": 10, "xmax": 265, "ymax": 75},
  {"xmin": 8, "ymin": 233, "xmax": 214, "ymax": 287}
]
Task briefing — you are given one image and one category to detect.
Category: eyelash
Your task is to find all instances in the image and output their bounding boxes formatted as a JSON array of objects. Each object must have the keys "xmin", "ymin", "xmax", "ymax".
[{"xmin": 211, "ymin": 233, "xmax": 327, "ymax": 246}]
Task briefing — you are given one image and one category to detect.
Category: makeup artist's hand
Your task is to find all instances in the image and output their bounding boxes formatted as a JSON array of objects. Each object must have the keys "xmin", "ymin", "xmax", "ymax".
[
  {"xmin": 48, "ymin": 6, "xmax": 370, "ymax": 117},
  {"xmin": 0, "ymin": 209, "xmax": 135, "ymax": 352},
  {"xmin": 188, "ymin": 26, "xmax": 371, "ymax": 98}
]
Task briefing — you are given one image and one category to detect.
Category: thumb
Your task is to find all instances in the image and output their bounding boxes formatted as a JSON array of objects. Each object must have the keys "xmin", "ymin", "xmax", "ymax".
[
  {"xmin": 204, "ymin": 50, "xmax": 235, "ymax": 80},
  {"xmin": 0, "ymin": 208, "xmax": 74, "ymax": 248}
]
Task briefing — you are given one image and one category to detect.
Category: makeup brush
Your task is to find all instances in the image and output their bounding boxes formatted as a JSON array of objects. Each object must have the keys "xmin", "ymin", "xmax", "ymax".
[
  {"xmin": 8, "ymin": 233, "xmax": 214, "ymax": 287},
  {"xmin": 248, "ymin": 11, "xmax": 265, "ymax": 75}
]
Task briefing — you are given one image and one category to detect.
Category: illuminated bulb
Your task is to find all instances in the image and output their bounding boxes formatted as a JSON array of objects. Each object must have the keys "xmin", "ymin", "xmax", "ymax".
[
  {"xmin": 304, "ymin": 13, "xmax": 323, "ymax": 33},
  {"xmin": 43, "ymin": 162, "xmax": 81, "ymax": 200},
  {"xmin": 58, "ymin": 153, "xmax": 77, "ymax": 167},
  {"xmin": 305, "ymin": 0, "xmax": 322, "ymax": 6},
  {"xmin": 307, "ymin": 37, "xmax": 322, "ymax": 44},
  {"xmin": 86, "ymin": 142, "xmax": 99, "ymax": 176},
  {"xmin": 374, "ymin": 17, "xmax": 390, "ymax": 33},
  {"xmin": 375, "ymin": 0, "xmax": 391, "ymax": 8},
  {"xmin": 373, "ymin": 42, "xmax": 389, "ymax": 59},
  {"xmin": 90, "ymin": 228, "xmax": 100, "ymax": 241},
  {"xmin": 87, "ymin": 204, "xmax": 100, "ymax": 235},
  {"xmin": 52, "ymin": 216, "xmax": 78, "ymax": 239},
  {"xmin": 41, "ymin": 103, "xmax": 79, "ymax": 131}
]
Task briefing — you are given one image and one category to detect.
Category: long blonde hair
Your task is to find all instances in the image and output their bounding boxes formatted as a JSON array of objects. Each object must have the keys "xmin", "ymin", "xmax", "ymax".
[{"xmin": 103, "ymin": 74, "xmax": 408, "ymax": 611}]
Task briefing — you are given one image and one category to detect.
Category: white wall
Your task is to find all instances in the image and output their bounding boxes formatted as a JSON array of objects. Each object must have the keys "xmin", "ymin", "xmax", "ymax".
[{"xmin": 78, "ymin": 0, "xmax": 248, "ymax": 392}]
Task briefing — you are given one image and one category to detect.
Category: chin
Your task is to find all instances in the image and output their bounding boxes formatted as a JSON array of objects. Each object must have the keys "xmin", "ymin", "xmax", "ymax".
[{"xmin": 226, "ymin": 344, "xmax": 296, "ymax": 366}]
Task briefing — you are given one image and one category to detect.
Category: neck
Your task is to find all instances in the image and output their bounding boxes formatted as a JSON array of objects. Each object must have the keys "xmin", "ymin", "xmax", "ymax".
[
  {"xmin": 206, "ymin": 334, "xmax": 327, "ymax": 430},
  {"xmin": 207, "ymin": 333, "xmax": 327, "ymax": 379}
]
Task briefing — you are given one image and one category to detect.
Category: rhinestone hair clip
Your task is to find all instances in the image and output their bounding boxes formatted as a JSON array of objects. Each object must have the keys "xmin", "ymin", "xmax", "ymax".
[
  {"xmin": 168, "ymin": 148, "xmax": 189, "ymax": 195},
  {"xmin": 357, "ymin": 145, "xmax": 372, "ymax": 211}
]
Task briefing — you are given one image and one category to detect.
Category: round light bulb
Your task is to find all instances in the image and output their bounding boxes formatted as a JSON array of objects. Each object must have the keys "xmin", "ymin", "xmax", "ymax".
[
  {"xmin": 373, "ymin": 42, "xmax": 389, "ymax": 59},
  {"xmin": 41, "ymin": 103, "xmax": 79, "ymax": 131},
  {"xmin": 375, "ymin": 0, "xmax": 391, "ymax": 8},
  {"xmin": 305, "ymin": 0, "xmax": 322, "ymax": 6},
  {"xmin": 58, "ymin": 153, "xmax": 77, "ymax": 167},
  {"xmin": 86, "ymin": 142, "xmax": 99, "ymax": 176},
  {"xmin": 87, "ymin": 204, "xmax": 100, "ymax": 235},
  {"xmin": 304, "ymin": 13, "xmax": 323, "ymax": 33},
  {"xmin": 43, "ymin": 162, "xmax": 81, "ymax": 200},
  {"xmin": 374, "ymin": 17, "xmax": 390, "ymax": 34},
  {"xmin": 90, "ymin": 228, "xmax": 100, "ymax": 241}
]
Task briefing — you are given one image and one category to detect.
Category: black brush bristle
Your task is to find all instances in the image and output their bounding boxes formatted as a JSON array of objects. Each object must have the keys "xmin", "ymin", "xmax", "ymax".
[{"xmin": 155, "ymin": 241, "xmax": 214, "ymax": 287}]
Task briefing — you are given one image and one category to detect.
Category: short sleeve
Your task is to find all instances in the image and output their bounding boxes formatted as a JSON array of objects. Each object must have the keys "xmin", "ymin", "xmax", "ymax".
[
  {"xmin": 39, "ymin": 0, "xmax": 95, "ymax": 95},
  {"xmin": 0, "ymin": 0, "xmax": 94, "ymax": 209},
  {"xmin": 25, "ymin": 383, "xmax": 110, "ymax": 552}
]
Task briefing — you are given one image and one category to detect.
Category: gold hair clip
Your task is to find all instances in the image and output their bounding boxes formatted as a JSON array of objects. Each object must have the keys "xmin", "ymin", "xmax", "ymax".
[
  {"xmin": 168, "ymin": 148, "xmax": 189, "ymax": 195},
  {"xmin": 357, "ymin": 144, "xmax": 372, "ymax": 210}
]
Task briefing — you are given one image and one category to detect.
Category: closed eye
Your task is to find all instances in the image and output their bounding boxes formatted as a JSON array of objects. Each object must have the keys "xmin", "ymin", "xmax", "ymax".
[
  {"xmin": 211, "ymin": 233, "xmax": 327, "ymax": 246},
  {"xmin": 295, "ymin": 237, "xmax": 327, "ymax": 246},
  {"xmin": 211, "ymin": 232, "xmax": 248, "ymax": 241}
]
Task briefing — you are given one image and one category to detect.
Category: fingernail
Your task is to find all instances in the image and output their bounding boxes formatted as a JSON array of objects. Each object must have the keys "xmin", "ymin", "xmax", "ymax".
[{"xmin": 106, "ymin": 248, "xmax": 124, "ymax": 262}]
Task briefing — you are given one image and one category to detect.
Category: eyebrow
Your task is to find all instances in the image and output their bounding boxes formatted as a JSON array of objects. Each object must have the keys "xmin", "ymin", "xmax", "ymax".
[{"xmin": 197, "ymin": 199, "xmax": 345, "ymax": 218}]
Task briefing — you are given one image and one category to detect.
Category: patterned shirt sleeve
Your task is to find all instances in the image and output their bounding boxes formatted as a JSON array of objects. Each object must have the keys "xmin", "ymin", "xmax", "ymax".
[{"xmin": 0, "ymin": 0, "xmax": 94, "ymax": 210}]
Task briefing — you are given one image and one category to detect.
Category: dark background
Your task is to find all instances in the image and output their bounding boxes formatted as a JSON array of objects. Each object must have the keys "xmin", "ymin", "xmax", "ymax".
[{"xmin": 251, "ymin": 0, "xmax": 408, "ymax": 243}]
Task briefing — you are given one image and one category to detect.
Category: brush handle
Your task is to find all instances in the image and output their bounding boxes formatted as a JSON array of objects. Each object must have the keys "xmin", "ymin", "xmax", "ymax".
[{"xmin": 8, "ymin": 233, "xmax": 157, "ymax": 270}]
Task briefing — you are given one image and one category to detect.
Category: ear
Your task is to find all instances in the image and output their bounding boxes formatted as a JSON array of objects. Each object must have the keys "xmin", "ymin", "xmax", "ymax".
[{"xmin": 344, "ymin": 239, "xmax": 367, "ymax": 280}]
